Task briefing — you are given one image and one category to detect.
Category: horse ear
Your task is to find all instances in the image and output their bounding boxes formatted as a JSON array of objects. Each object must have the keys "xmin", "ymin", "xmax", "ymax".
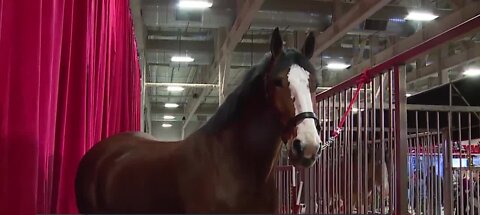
[
  {"xmin": 270, "ymin": 27, "xmax": 283, "ymax": 58},
  {"xmin": 301, "ymin": 32, "xmax": 315, "ymax": 59}
]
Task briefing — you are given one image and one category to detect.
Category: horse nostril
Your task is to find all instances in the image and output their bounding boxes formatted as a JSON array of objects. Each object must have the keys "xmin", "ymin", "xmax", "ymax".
[{"xmin": 293, "ymin": 139, "xmax": 302, "ymax": 155}]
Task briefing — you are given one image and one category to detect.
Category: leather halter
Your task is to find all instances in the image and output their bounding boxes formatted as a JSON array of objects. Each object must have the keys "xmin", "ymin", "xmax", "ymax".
[{"xmin": 286, "ymin": 112, "xmax": 321, "ymax": 132}]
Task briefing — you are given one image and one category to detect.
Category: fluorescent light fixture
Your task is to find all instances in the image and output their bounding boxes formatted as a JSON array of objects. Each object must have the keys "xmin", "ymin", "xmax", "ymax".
[
  {"xmin": 164, "ymin": 103, "xmax": 179, "ymax": 108},
  {"xmin": 167, "ymin": 86, "xmax": 185, "ymax": 92},
  {"xmin": 464, "ymin": 68, "xmax": 480, "ymax": 77},
  {"xmin": 163, "ymin": 115, "xmax": 175, "ymax": 120},
  {"xmin": 177, "ymin": 0, "xmax": 212, "ymax": 9},
  {"xmin": 405, "ymin": 11, "xmax": 438, "ymax": 21},
  {"xmin": 389, "ymin": 18, "xmax": 406, "ymax": 23},
  {"xmin": 171, "ymin": 56, "xmax": 194, "ymax": 62},
  {"xmin": 406, "ymin": 93, "xmax": 412, "ymax": 97},
  {"xmin": 326, "ymin": 62, "xmax": 350, "ymax": 70},
  {"xmin": 162, "ymin": 123, "xmax": 173, "ymax": 128}
]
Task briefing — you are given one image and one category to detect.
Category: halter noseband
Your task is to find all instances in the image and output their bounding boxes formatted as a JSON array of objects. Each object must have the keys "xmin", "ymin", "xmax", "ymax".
[{"xmin": 287, "ymin": 112, "xmax": 321, "ymax": 132}]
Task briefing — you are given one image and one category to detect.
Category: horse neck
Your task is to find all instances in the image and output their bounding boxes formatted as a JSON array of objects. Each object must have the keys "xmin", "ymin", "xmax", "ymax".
[
  {"xmin": 196, "ymin": 92, "xmax": 284, "ymax": 182},
  {"xmin": 231, "ymin": 104, "xmax": 284, "ymax": 180}
]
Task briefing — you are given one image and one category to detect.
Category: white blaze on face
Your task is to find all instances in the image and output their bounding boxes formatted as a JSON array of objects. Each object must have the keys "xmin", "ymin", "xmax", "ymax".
[{"xmin": 287, "ymin": 64, "xmax": 321, "ymax": 157}]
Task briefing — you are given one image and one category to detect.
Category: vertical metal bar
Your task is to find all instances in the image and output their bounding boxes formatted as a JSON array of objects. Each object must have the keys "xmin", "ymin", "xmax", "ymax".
[
  {"xmin": 333, "ymin": 93, "xmax": 338, "ymax": 213},
  {"xmin": 322, "ymin": 99, "xmax": 327, "ymax": 214},
  {"xmin": 339, "ymin": 92, "xmax": 344, "ymax": 213},
  {"xmin": 349, "ymin": 88, "xmax": 354, "ymax": 214},
  {"xmin": 363, "ymin": 80, "xmax": 369, "ymax": 214},
  {"xmin": 380, "ymin": 72, "xmax": 386, "ymax": 215},
  {"xmin": 459, "ymin": 112, "xmax": 464, "ymax": 215},
  {"xmin": 469, "ymin": 112, "xmax": 473, "ymax": 215},
  {"xmin": 444, "ymin": 82, "xmax": 454, "ymax": 215},
  {"xmin": 321, "ymin": 100, "xmax": 325, "ymax": 213},
  {"xmin": 426, "ymin": 111, "xmax": 432, "ymax": 215},
  {"xmin": 371, "ymin": 76, "xmax": 377, "ymax": 213},
  {"xmin": 357, "ymin": 85, "xmax": 362, "ymax": 213},
  {"xmin": 394, "ymin": 65, "xmax": 409, "ymax": 215},
  {"xmin": 329, "ymin": 95, "xmax": 333, "ymax": 214},
  {"xmin": 343, "ymin": 89, "xmax": 348, "ymax": 214},
  {"xmin": 415, "ymin": 111, "xmax": 421, "ymax": 215},
  {"xmin": 388, "ymin": 69, "xmax": 394, "ymax": 213},
  {"xmin": 436, "ymin": 112, "xmax": 442, "ymax": 215}
]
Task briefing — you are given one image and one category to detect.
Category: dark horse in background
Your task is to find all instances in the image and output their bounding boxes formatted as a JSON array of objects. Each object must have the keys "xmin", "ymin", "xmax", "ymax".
[{"xmin": 75, "ymin": 28, "xmax": 322, "ymax": 213}]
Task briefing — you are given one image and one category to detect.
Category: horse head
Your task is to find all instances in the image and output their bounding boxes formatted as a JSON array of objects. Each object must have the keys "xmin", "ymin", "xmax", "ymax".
[{"xmin": 264, "ymin": 28, "xmax": 321, "ymax": 168}]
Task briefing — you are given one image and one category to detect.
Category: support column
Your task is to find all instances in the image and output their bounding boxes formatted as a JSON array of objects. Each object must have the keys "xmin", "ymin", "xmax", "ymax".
[
  {"xmin": 394, "ymin": 65, "xmax": 408, "ymax": 215},
  {"xmin": 436, "ymin": 47, "xmax": 450, "ymax": 84}
]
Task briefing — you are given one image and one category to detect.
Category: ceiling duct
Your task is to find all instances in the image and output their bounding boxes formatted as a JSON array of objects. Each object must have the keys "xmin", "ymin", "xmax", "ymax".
[{"xmin": 362, "ymin": 19, "xmax": 388, "ymax": 31}]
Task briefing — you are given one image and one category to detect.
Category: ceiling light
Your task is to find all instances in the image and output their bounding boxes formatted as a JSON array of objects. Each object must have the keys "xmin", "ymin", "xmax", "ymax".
[
  {"xmin": 464, "ymin": 68, "xmax": 480, "ymax": 77},
  {"xmin": 165, "ymin": 103, "xmax": 179, "ymax": 108},
  {"xmin": 389, "ymin": 18, "xmax": 406, "ymax": 23},
  {"xmin": 177, "ymin": 0, "xmax": 212, "ymax": 9},
  {"xmin": 167, "ymin": 86, "xmax": 185, "ymax": 92},
  {"xmin": 352, "ymin": 108, "xmax": 359, "ymax": 112},
  {"xmin": 162, "ymin": 123, "xmax": 173, "ymax": 128},
  {"xmin": 405, "ymin": 11, "xmax": 438, "ymax": 21},
  {"xmin": 326, "ymin": 62, "xmax": 350, "ymax": 70},
  {"xmin": 406, "ymin": 93, "xmax": 412, "ymax": 97},
  {"xmin": 163, "ymin": 115, "xmax": 175, "ymax": 120},
  {"xmin": 171, "ymin": 56, "xmax": 194, "ymax": 62}
]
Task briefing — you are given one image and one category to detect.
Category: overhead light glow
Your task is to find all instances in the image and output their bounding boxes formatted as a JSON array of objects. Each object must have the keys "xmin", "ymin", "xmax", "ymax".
[
  {"xmin": 327, "ymin": 62, "xmax": 350, "ymax": 70},
  {"xmin": 405, "ymin": 11, "xmax": 438, "ymax": 21},
  {"xmin": 162, "ymin": 123, "xmax": 173, "ymax": 128},
  {"xmin": 406, "ymin": 93, "xmax": 412, "ymax": 97},
  {"xmin": 163, "ymin": 115, "xmax": 175, "ymax": 120},
  {"xmin": 171, "ymin": 56, "xmax": 194, "ymax": 62},
  {"xmin": 164, "ymin": 103, "xmax": 179, "ymax": 108},
  {"xmin": 464, "ymin": 68, "xmax": 480, "ymax": 77},
  {"xmin": 389, "ymin": 18, "xmax": 406, "ymax": 23},
  {"xmin": 177, "ymin": 0, "xmax": 212, "ymax": 9},
  {"xmin": 167, "ymin": 86, "xmax": 185, "ymax": 92}
]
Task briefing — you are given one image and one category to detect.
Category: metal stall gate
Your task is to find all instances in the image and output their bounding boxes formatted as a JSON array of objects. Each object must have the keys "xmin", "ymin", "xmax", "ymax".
[
  {"xmin": 406, "ymin": 88, "xmax": 480, "ymax": 215},
  {"xmin": 274, "ymin": 13, "xmax": 480, "ymax": 215},
  {"xmin": 306, "ymin": 66, "xmax": 405, "ymax": 214},
  {"xmin": 275, "ymin": 165, "xmax": 304, "ymax": 214}
]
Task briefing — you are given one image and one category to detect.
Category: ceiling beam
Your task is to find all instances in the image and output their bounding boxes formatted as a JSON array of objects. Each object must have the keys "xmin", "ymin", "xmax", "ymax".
[
  {"xmin": 311, "ymin": 0, "xmax": 391, "ymax": 59},
  {"xmin": 146, "ymin": 39, "xmax": 270, "ymax": 53},
  {"xmin": 181, "ymin": 0, "xmax": 265, "ymax": 136},
  {"xmin": 407, "ymin": 43, "xmax": 480, "ymax": 83},
  {"xmin": 344, "ymin": 3, "xmax": 480, "ymax": 82},
  {"xmin": 145, "ymin": 0, "xmax": 451, "ymax": 20},
  {"xmin": 146, "ymin": 39, "xmax": 354, "ymax": 58},
  {"xmin": 318, "ymin": 4, "xmax": 480, "ymax": 100}
]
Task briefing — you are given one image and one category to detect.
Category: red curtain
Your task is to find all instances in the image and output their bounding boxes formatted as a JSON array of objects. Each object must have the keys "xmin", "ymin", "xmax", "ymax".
[{"xmin": 0, "ymin": 0, "xmax": 141, "ymax": 213}]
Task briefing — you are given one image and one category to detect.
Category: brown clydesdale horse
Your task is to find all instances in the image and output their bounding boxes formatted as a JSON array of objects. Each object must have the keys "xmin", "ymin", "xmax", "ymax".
[{"xmin": 75, "ymin": 28, "xmax": 322, "ymax": 213}]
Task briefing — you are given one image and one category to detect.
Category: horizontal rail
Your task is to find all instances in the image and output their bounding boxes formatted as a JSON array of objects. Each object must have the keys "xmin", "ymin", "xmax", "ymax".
[
  {"xmin": 316, "ymin": 14, "xmax": 480, "ymax": 101},
  {"xmin": 407, "ymin": 104, "xmax": 480, "ymax": 112},
  {"xmin": 145, "ymin": 82, "xmax": 219, "ymax": 88}
]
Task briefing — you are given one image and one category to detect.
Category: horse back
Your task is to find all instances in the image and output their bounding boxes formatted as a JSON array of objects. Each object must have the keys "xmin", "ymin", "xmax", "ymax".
[{"xmin": 75, "ymin": 132, "xmax": 182, "ymax": 213}]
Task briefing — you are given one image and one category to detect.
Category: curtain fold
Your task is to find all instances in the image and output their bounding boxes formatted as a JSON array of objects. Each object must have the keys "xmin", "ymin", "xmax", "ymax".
[{"xmin": 0, "ymin": 0, "xmax": 141, "ymax": 213}]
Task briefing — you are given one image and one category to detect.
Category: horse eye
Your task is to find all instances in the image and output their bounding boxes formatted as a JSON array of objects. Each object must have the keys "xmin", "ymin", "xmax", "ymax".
[{"xmin": 273, "ymin": 79, "xmax": 283, "ymax": 87}]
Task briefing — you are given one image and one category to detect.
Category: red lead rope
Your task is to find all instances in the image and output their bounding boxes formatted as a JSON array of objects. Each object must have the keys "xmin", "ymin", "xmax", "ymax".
[{"xmin": 320, "ymin": 68, "xmax": 371, "ymax": 151}]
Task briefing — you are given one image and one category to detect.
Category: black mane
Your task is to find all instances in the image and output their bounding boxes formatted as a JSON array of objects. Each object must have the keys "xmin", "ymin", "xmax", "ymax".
[{"xmin": 198, "ymin": 48, "xmax": 316, "ymax": 134}]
